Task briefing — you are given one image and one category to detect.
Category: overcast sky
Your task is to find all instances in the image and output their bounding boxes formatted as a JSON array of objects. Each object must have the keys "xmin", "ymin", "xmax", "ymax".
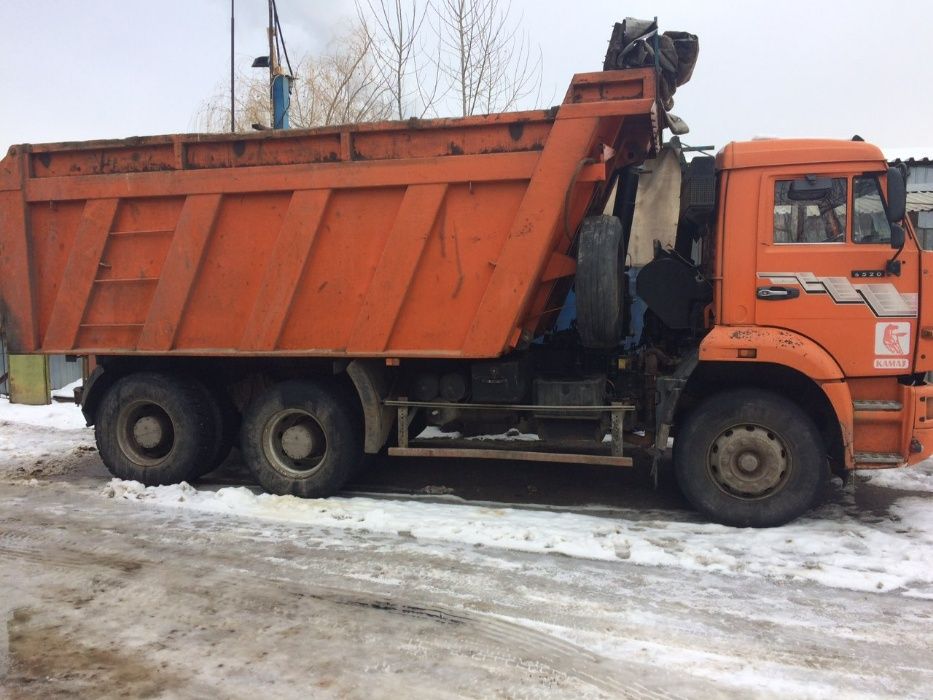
[{"xmin": 1, "ymin": 1, "xmax": 930, "ymax": 156}]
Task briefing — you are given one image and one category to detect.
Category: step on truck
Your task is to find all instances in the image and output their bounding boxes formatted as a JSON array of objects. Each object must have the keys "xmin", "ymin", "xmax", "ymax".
[{"xmin": 1, "ymin": 39, "xmax": 930, "ymax": 526}]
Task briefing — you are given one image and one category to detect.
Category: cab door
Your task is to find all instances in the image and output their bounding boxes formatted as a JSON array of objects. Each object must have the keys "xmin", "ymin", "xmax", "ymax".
[{"xmin": 754, "ymin": 170, "xmax": 919, "ymax": 377}]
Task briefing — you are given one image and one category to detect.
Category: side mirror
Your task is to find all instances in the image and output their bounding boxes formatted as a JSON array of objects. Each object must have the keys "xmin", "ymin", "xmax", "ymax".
[
  {"xmin": 890, "ymin": 223, "xmax": 905, "ymax": 250},
  {"xmin": 788, "ymin": 176, "xmax": 833, "ymax": 201},
  {"xmin": 887, "ymin": 167, "xmax": 907, "ymax": 223}
]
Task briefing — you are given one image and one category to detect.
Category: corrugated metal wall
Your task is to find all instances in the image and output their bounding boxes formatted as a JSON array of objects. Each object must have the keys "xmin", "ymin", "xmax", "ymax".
[
  {"xmin": 908, "ymin": 164, "xmax": 933, "ymax": 249},
  {"xmin": 49, "ymin": 355, "xmax": 83, "ymax": 391},
  {"xmin": 909, "ymin": 164, "xmax": 933, "ymax": 187}
]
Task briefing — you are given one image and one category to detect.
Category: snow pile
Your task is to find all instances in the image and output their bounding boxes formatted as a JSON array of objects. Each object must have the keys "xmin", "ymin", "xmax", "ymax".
[
  {"xmin": 102, "ymin": 477, "xmax": 933, "ymax": 598},
  {"xmin": 51, "ymin": 378, "xmax": 83, "ymax": 401}
]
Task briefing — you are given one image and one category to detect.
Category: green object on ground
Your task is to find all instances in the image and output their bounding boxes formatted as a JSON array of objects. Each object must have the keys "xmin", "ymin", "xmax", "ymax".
[{"xmin": 8, "ymin": 354, "xmax": 50, "ymax": 405}]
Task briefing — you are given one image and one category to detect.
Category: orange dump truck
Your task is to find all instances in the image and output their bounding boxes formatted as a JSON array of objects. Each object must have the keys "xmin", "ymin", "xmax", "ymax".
[{"xmin": 0, "ymin": 66, "xmax": 928, "ymax": 526}]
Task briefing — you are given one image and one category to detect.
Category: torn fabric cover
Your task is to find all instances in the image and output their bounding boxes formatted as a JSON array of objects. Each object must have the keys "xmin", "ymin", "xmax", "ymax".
[{"xmin": 603, "ymin": 18, "xmax": 698, "ymax": 135}]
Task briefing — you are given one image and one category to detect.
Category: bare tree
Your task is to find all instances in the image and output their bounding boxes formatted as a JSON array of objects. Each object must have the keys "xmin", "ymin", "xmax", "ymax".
[
  {"xmin": 434, "ymin": 0, "xmax": 541, "ymax": 117},
  {"xmin": 197, "ymin": 22, "xmax": 392, "ymax": 132},
  {"xmin": 305, "ymin": 23, "xmax": 395, "ymax": 126},
  {"xmin": 196, "ymin": 2, "xmax": 542, "ymax": 132},
  {"xmin": 357, "ymin": 0, "xmax": 438, "ymax": 119}
]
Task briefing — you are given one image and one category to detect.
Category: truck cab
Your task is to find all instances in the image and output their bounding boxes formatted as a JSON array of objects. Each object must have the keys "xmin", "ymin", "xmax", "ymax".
[{"xmin": 659, "ymin": 138, "xmax": 933, "ymax": 525}]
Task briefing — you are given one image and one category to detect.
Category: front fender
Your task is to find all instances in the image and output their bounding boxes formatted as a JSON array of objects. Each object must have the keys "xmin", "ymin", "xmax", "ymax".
[
  {"xmin": 700, "ymin": 326, "xmax": 844, "ymax": 381},
  {"xmin": 700, "ymin": 326, "xmax": 854, "ymax": 467}
]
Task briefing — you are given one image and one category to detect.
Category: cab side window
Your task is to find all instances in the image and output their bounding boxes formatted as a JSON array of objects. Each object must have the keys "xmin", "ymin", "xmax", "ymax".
[
  {"xmin": 853, "ymin": 175, "xmax": 893, "ymax": 244},
  {"xmin": 773, "ymin": 178, "xmax": 847, "ymax": 244}
]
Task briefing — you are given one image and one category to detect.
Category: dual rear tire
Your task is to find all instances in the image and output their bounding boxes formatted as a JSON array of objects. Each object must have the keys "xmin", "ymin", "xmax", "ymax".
[
  {"xmin": 95, "ymin": 372, "xmax": 220, "ymax": 486},
  {"xmin": 94, "ymin": 372, "xmax": 360, "ymax": 498},
  {"xmin": 238, "ymin": 380, "xmax": 362, "ymax": 498}
]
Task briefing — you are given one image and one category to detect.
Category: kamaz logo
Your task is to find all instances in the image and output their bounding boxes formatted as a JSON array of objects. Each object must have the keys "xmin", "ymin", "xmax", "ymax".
[{"xmin": 875, "ymin": 321, "xmax": 911, "ymax": 356}]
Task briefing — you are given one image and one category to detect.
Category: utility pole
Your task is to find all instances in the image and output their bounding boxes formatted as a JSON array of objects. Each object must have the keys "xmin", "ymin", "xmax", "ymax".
[
  {"xmin": 267, "ymin": 0, "xmax": 277, "ymax": 120},
  {"xmin": 251, "ymin": 0, "xmax": 290, "ymax": 130},
  {"xmin": 230, "ymin": 0, "xmax": 236, "ymax": 132}
]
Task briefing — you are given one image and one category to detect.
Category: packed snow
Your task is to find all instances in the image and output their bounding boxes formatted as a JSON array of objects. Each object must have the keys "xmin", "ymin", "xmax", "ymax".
[
  {"xmin": 0, "ymin": 395, "xmax": 89, "ymax": 431},
  {"xmin": 858, "ymin": 463, "xmax": 933, "ymax": 493},
  {"xmin": 103, "ymin": 469, "xmax": 933, "ymax": 599}
]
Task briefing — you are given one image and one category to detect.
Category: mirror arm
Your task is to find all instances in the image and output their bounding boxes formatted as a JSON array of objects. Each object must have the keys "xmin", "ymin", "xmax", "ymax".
[{"xmin": 886, "ymin": 232, "xmax": 906, "ymax": 277}]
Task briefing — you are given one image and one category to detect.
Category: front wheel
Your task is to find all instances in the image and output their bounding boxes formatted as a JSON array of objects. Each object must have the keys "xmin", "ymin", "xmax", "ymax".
[{"xmin": 673, "ymin": 389, "xmax": 828, "ymax": 527}]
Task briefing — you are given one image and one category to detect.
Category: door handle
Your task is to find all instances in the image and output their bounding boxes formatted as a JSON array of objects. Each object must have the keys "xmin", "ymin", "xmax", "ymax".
[{"xmin": 757, "ymin": 286, "xmax": 800, "ymax": 300}]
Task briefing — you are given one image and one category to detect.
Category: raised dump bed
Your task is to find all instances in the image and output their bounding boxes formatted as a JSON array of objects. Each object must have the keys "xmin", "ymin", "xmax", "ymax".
[{"xmin": 0, "ymin": 69, "xmax": 659, "ymax": 359}]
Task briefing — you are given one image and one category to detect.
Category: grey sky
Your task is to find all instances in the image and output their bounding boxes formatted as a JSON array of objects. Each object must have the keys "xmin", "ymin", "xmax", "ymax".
[{"xmin": 1, "ymin": 1, "xmax": 930, "ymax": 155}]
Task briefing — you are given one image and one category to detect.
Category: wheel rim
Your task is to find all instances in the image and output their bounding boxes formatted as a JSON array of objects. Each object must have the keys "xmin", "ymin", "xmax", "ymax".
[
  {"xmin": 707, "ymin": 423, "xmax": 791, "ymax": 499},
  {"xmin": 117, "ymin": 400, "xmax": 175, "ymax": 467},
  {"xmin": 261, "ymin": 409, "xmax": 328, "ymax": 478}
]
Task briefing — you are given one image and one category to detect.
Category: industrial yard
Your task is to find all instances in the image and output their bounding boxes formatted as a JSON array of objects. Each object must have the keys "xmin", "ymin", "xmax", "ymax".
[{"xmin": 2, "ymin": 399, "xmax": 932, "ymax": 698}]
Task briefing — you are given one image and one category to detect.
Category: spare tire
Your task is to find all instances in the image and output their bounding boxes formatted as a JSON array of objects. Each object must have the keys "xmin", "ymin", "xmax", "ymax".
[{"xmin": 575, "ymin": 215, "xmax": 624, "ymax": 348}]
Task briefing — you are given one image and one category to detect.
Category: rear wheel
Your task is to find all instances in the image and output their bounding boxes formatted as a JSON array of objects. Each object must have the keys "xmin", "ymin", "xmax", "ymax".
[
  {"xmin": 240, "ymin": 380, "xmax": 362, "ymax": 498},
  {"xmin": 95, "ymin": 372, "xmax": 217, "ymax": 486},
  {"xmin": 673, "ymin": 389, "xmax": 827, "ymax": 527},
  {"xmin": 191, "ymin": 383, "xmax": 240, "ymax": 480}
]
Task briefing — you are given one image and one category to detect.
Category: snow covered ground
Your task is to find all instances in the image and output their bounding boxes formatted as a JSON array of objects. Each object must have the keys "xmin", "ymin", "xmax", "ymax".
[
  {"xmin": 104, "ymin": 471, "xmax": 933, "ymax": 598},
  {"xmin": 2, "ymin": 394, "xmax": 933, "ymax": 697},
  {"xmin": 0, "ymin": 396, "xmax": 94, "ymax": 479}
]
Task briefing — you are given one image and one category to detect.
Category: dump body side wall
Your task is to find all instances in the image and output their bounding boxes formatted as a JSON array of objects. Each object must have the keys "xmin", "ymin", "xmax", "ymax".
[{"xmin": 0, "ymin": 70, "xmax": 657, "ymax": 359}]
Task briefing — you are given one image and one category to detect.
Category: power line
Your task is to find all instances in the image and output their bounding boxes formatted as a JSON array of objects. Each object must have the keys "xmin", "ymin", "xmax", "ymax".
[
  {"xmin": 272, "ymin": 0, "xmax": 294, "ymax": 76},
  {"xmin": 230, "ymin": 0, "xmax": 236, "ymax": 132}
]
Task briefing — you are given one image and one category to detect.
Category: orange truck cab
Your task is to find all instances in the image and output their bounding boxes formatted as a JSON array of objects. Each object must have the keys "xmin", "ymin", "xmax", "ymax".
[
  {"xmin": 0, "ymin": 61, "xmax": 924, "ymax": 528},
  {"xmin": 704, "ymin": 138, "xmax": 933, "ymax": 473}
]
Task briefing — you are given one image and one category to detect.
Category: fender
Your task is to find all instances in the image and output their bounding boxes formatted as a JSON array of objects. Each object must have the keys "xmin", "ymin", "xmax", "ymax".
[
  {"xmin": 700, "ymin": 325, "xmax": 854, "ymax": 467},
  {"xmin": 346, "ymin": 359, "xmax": 395, "ymax": 454},
  {"xmin": 79, "ymin": 365, "xmax": 114, "ymax": 426},
  {"xmin": 700, "ymin": 325, "xmax": 844, "ymax": 381}
]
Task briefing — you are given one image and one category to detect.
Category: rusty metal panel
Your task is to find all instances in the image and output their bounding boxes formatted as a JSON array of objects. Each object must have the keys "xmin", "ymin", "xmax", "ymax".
[
  {"xmin": 8, "ymin": 354, "xmax": 49, "ymax": 405},
  {"xmin": 0, "ymin": 70, "xmax": 660, "ymax": 360}
]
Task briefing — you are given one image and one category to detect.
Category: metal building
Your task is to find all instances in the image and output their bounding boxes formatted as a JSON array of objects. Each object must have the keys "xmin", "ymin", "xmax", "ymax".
[{"xmin": 888, "ymin": 152, "xmax": 933, "ymax": 248}]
